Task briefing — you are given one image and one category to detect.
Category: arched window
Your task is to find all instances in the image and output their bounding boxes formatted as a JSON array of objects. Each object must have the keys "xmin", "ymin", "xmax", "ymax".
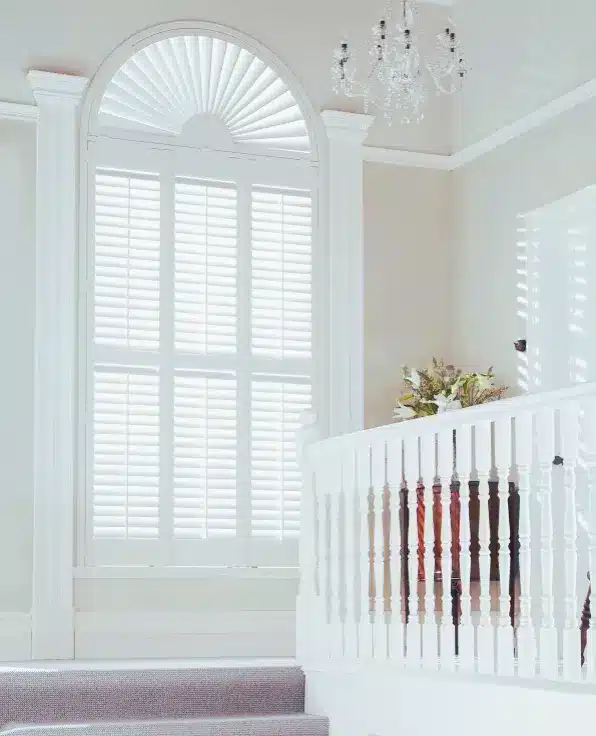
[{"xmin": 79, "ymin": 23, "xmax": 322, "ymax": 568}]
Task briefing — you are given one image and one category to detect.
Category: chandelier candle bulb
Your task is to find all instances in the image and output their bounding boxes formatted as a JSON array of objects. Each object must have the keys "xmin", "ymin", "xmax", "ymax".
[{"xmin": 332, "ymin": 0, "xmax": 467, "ymax": 124}]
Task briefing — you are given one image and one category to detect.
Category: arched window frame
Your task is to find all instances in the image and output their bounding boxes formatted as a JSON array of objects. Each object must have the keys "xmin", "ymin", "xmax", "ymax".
[
  {"xmin": 77, "ymin": 22, "xmax": 327, "ymax": 570},
  {"xmin": 28, "ymin": 23, "xmax": 370, "ymax": 659}
]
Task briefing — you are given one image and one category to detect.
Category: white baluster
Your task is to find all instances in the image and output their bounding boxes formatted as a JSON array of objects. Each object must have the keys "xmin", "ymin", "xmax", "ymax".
[
  {"xmin": 329, "ymin": 461, "xmax": 343, "ymax": 661},
  {"xmin": 337, "ymin": 453, "xmax": 349, "ymax": 661},
  {"xmin": 296, "ymin": 461, "xmax": 314, "ymax": 666},
  {"xmin": 355, "ymin": 445, "xmax": 371, "ymax": 662},
  {"xmin": 514, "ymin": 412, "xmax": 537, "ymax": 678},
  {"xmin": 456, "ymin": 424, "xmax": 473, "ymax": 672},
  {"xmin": 474, "ymin": 420, "xmax": 494, "ymax": 674},
  {"xmin": 343, "ymin": 449, "xmax": 358, "ymax": 663},
  {"xmin": 404, "ymin": 434, "xmax": 422, "ymax": 667},
  {"xmin": 420, "ymin": 432, "xmax": 438, "ymax": 669},
  {"xmin": 371, "ymin": 441, "xmax": 388, "ymax": 661},
  {"xmin": 583, "ymin": 397, "xmax": 596, "ymax": 683},
  {"xmin": 494, "ymin": 416, "xmax": 515, "ymax": 677},
  {"xmin": 318, "ymin": 460, "xmax": 332, "ymax": 661},
  {"xmin": 438, "ymin": 428, "xmax": 455, "ymax": 672},
  {"xmin": 560, "ymin": 403, "xmax": 581, "ymax": 681},
  {"xmin": 362, "ymin": 446, "xmax": 376, "ymax": 662},
  {"xmin": 535, "ymin": 407, "xmax": 557, "ymax": 680},
  {"xmin": 387, "ymin": 438, "xmax": 404, "ymax": 664}
]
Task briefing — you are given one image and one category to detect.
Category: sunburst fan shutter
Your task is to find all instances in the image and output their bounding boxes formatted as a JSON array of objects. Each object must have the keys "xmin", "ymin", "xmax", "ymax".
[{"xmin": 98, "ymin": 35, "xmax": 311, "ymax": 153}]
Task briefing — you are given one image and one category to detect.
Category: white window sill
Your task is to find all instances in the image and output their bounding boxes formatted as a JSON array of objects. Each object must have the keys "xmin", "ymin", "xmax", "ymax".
[{"xmin": 73, "ymin": 566, "xmax": 300, "ymax": 580}]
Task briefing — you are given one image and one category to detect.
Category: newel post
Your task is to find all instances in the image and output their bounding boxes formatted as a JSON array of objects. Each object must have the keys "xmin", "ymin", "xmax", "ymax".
[{"xmin": 296, "ymin": 411, "xmax": 324, "ymax": 666}]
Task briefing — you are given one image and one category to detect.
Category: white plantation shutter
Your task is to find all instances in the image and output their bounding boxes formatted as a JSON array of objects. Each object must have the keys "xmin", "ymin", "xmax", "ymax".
[
  {"xmin": 175, "ymin": 182, "xmax": 238, "ymax": 354},
  {"xmin": 251, "ymin": 380, "xmax": 311, "ymax": 539},
  {"xmin": 86, "ymin": 162, "xmax": 314, "ymax": 567},
  {"xmin": 93, "ymin": 371, "xmax": 160, "ymax": 540},
  {"xmin": 173, "ymin": 373, "xmax": 237, "ymax": 539},
  {"xmin": 251, "ymin": 190, "xmax": 312, "ymax": 359},
  {"xmin": 94, "ymin": 172, "xmax": 160, "ymax": 350}
]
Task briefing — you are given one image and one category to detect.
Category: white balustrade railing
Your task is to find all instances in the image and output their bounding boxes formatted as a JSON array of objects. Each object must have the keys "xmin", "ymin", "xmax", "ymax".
[{"xmin": 296, "ymin": 383, "xmax": 596, "ymax": 683}]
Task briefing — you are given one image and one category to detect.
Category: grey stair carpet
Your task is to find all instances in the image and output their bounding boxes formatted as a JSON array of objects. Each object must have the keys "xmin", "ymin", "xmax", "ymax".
[
  {"xmin": 0, "ymin": 715, "xmax": 329, "ymax": 736},
  {"xmin": 0, "ymin": 667, "xmax": 309, "ymax": 728}
]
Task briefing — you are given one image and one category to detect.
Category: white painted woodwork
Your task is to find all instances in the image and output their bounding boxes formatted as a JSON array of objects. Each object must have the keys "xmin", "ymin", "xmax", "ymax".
[
  {"xmin": 321, "ymin": 111, "xmax": 374, "ymax": 437},
  {"xmin": 28, "ymin": 70, "xmax": 89, "ymax": 659},
  {"xmin": 299, "ymin": 380, "xmax": 596, "ymax": 686}
]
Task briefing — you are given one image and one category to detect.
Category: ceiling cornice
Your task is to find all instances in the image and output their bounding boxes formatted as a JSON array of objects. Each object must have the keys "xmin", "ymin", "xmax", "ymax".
[{"xmin": 3, "ymin": 74, "xmax": 596, "ymax": 171}]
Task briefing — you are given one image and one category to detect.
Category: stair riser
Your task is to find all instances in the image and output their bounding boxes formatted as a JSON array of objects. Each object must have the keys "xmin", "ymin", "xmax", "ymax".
[{"xmin": 2, "ymin": 716, "xmax": 329, "ymax": 736}]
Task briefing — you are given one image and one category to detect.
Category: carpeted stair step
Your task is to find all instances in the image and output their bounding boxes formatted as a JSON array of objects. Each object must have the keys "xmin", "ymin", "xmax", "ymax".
[
  {"xmin": 0, "ymin": 666, "xmax": 305, "ymax": 727},
  {"xmin": 0, "ymin": 715, "xmax": 329, "ymax": 736}
]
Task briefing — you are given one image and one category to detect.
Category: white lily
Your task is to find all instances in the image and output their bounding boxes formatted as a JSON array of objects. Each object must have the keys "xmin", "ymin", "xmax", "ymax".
[
  {"xmin": 408, "ymin": 370, "xmax": 421, "ymax": 390},
  {"xmin": 433, "ymin": 392, "xmax": 462, "ymax": 413},
  {"xmin": 475, "ymin": 373, "xmax": 495, "ymax": 392},
  {"xmin": 393, "ymin": 404, "xmax": 417, "ymax": 421}
]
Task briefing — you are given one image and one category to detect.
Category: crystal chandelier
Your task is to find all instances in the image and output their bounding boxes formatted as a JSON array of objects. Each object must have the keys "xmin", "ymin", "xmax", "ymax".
[{"xmin": 331, "ymin": 0, "xmax": 466, "ymax": 124}]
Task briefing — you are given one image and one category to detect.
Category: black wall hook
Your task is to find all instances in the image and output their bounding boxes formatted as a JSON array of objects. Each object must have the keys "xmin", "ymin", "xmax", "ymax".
[{"xmin": 514, "ymin": 339, "xmax": 527, "ymax": 353}]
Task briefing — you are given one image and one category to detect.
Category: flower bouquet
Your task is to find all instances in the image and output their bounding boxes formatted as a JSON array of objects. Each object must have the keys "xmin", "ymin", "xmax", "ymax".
[{"xmin": 393, "ymin": 358, "xmax": 507, "ymax": 422}]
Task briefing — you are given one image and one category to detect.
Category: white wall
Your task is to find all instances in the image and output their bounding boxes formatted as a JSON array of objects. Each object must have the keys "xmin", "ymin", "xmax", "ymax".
[
  {"xmin": 306, "ymin": 667, "xmax": 596, "ymax": 736},
  {"xmin": 364, "ymin": 162, "xmax": 454, "ymax": 428}
]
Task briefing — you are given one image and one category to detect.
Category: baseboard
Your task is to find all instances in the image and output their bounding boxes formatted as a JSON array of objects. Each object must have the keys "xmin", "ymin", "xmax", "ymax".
[
  {"xmin": 0, "ymin": 613, "xmax": 31, "ymax": 661},
  {"xmin": 75, "ymin": 611, "xmax": 296, "ymax": 660}
]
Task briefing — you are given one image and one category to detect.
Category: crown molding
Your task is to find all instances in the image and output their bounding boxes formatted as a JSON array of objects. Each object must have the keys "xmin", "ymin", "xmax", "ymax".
[
  {"xmin": 27, "ymin": 70, "xmax": 89, "ymax": 101},
  {"xmin": 363, "ymin": 76, "xmax": 596, "ymax": 171},
  {"xmin": 322, "ymin": 110, "xmax": 375, "ymax": 143},
  {"xmin": 449, "ymin": 76, "xmax": 596, "ymax": 169},
  {"xmin": 0, "ymin": 100, "xmax": 38, "ymax": 122},
  {"xmin": 363, "ymin": 145, "xmax": 452, "ymax": 170},
  {"xmin": 2, "ymin": 74, "xmax": 595, "ymax": 169}
]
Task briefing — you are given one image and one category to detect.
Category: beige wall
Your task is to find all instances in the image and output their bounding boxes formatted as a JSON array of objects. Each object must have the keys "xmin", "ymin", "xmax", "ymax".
[
  {"xmin": 453, "ymin": 99, "xmax": 596, "ymax": 391},
  {"xmin": 0, "ymin": 121, "xmax": 36, "ymax": 612},
  {"xmin": 364, "ymin": 162, "xmax": 454, "ymax": 428},
  {"xmin": 452, "ymin": 0, "xmax": 596, "ymax": 392}
]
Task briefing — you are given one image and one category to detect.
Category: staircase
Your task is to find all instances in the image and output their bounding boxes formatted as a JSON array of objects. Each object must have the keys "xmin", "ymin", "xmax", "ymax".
[{"xmin": 0, "ymin": 663, "xmax": 327, "ymax": 736}]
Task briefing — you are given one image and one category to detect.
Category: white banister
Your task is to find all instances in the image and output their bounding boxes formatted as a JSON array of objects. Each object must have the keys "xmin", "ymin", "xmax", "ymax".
[
  {"xmin": 298, "ymin": 380, "xmax": 596, "ymax": 686},
  {"xmin": 561, "ymin": 404, "xmax": 580, "ymax": 680}
]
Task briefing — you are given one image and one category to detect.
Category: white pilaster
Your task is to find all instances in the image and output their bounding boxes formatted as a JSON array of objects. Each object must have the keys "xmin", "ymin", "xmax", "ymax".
[
  {"xmin": 28, "ymin": 70, "xmax": 88, "ymax": 659},
  {"xmin": 322, "ymin": 110, "xmax": 374, "ymax": 437}
]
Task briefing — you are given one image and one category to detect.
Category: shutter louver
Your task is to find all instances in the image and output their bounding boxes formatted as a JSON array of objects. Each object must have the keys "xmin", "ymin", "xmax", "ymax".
[
  {"xmin": 92, "ymin": 370, "xmax": 160, "ymax": 540},
  {"xmin": 251, "ymin": 190, "xmax": 312, "ymax": 359},
  {"xmin": 94, "ymin": 172, "xmax": 160, "ymax": 350},
  {"xmin": 175, "ymin": 181, "xmax": 237, "ymax": 355},
  {"xmin": 173, "ymin": 374, "xmax": 237, "ymax": 539},
  {"xmin": 251, "ymin": 379, "xmax": 311, "ymax": 539},
  {"xmin": 89, "ymin": 164, "xmax": 315, "ymax": 569}
]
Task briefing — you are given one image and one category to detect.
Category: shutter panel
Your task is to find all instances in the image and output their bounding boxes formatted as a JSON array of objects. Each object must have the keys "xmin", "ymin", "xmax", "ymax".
[
  {"xmin": 94, "ymin": 172, "xmax": 160, "ymax": 350},
  {"xmin": 92, "ymin": 370, "xmax": 160, "ymax": 540},
  {"xmin": 173, "ymin": 373, "xmax": 237, "ymax": 539},
  {"xmin": 175, "ymin": 181, "xmax": 238, "ymax": 355},
  {"xmin": 88, "ymin": 166, "xmax": 315, "ymax": 569},
  {"xmin": 251, "ymin": 190, "xmax": 312, "ymax": 359},
  {"xmin": 251, "ymin": 379, "xmax": 311, "ymax": 539}
]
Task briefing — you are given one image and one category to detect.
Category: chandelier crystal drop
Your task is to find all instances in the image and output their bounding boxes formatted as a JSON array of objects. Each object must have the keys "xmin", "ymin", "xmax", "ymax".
[{"xmin": 331, "ymin": 0, "xmax": 467, "ymax": 125}]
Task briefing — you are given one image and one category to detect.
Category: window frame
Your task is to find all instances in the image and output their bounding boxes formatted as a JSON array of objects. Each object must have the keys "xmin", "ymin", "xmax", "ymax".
[{"xmin": 78, "ymin": 131, "xmax": 322, "ymax": 571}]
